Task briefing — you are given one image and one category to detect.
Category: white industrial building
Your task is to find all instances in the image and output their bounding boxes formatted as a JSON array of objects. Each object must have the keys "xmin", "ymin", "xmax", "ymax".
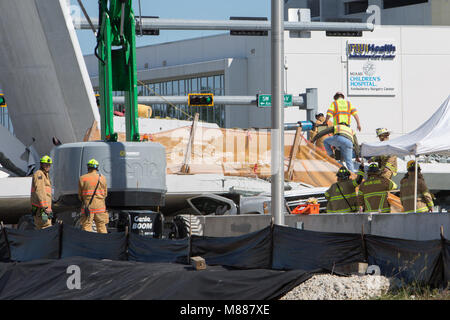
[
  {"xmin": 85, "ymin": 21, "xmax": 450, "ymax": 144},
  {"xmin": 285, "ymin": 0, "xmax": 450, "ymax": 26}
]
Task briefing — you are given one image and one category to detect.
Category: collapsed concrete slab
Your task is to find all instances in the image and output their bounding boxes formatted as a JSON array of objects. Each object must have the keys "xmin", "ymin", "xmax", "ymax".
[{"xmin": 0, "ymin": 0, "xmax": 99, "ymax": 156}]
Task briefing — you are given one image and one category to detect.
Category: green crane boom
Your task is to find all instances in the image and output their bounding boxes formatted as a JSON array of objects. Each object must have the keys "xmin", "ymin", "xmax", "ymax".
[{"xmin": 97, "ymin": 0, "xmax": 139, "ymax": 142}]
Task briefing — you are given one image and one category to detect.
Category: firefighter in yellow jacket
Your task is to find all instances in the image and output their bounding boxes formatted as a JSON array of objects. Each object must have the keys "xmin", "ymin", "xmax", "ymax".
[
  {"xmin": 325, "ymin": 165, "xmax": 364, "ymax": 213},
  {"xmin": 370, "ymin": 128, "xmax": 398, "ymax": 180},
  {"xmin": 30, "ymin": 155, "xmax": 53, "ymax": 229},
  {"xmin": 358, "ymin": 163, "xmax": 397, "ymax": 213},
  {"xmin": 400, "ymin": 160, "xmax": 434, "ymax": 213},
  {"xmin": 78, "ymin": 159, "xmax": 109, "ymax": 233}
]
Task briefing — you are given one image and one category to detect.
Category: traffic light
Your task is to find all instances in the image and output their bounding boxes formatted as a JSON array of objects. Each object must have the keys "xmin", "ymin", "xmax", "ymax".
[
  {"xmin": 188, "ymin": 93, "xmax": 214, "ymax": 107},
  {"xmin": 0, "ymin": 94, "xmax": 6, "ymax": 107},
  {"xmin": 229, "ymin": 17, "xmax": 268, "ymax": 36}
]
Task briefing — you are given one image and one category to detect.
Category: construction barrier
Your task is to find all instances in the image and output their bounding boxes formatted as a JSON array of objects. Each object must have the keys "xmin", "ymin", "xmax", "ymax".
[
  {"xmin": 0, "ymin": 223, "xmax": 448, "ymax": 292},
  {"xmin": 128, "ymin": 232, "xmax": 188, "ymax": 263},
  {"xmin": 0, "ymin": 256, "xmax": 311, "ymax": 300},
  {"xmin": 272, "ymin": 226, "xmax": 364, "ymax": 272},
  {"xmin": 60, "ymin": 225, "xmax": 127, "ymax": 261},
  {"xmin": 5, "ymin": 226, "xmax": 60, "ymax": 262},
  {"xmin": 191, "ymin": 226, "xmax": 272, "ymax": 269}
]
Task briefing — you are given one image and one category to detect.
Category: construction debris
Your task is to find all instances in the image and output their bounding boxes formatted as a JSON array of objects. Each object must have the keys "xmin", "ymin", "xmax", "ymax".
[
  {"xmin": 280, "ymin": 274, "xmax": 391, "ymax": 300},
  {"xmin": 190, "ymin": 256, "xmax": 206, "ymax": 270}
]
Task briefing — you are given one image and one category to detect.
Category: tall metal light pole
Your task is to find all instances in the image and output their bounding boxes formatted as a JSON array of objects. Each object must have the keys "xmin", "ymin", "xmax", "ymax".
[{"xmin": 271, "ymin": 0, "xmax": 285, "ymax": 225}]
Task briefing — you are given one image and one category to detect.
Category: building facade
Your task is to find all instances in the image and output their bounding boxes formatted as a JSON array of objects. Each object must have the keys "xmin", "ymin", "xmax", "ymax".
[
  {"xmin": 285, "ymin": 0, "xmax": 450, "ymax": 26},
  {"xmin": 85, "ymin": 24, "xmax": 450, "ymax": 144}
]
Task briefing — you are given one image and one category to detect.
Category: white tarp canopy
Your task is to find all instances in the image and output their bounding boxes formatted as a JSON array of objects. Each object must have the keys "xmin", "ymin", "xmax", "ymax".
[{"xmin": 361, "ymin": 95, "xmax": 450, "ymax": 157}]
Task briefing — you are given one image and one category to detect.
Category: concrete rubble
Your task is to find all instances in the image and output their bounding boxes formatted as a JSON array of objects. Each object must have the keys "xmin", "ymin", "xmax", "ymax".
[{"xmin": 280, "ymin": 274, "xmax": 391, "ymax": 300}]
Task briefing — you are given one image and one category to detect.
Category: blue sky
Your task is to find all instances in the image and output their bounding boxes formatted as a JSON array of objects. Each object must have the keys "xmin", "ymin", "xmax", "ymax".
[{"xmin": 72, "ymin": 0, "xmax": 271, "ymax": 55}]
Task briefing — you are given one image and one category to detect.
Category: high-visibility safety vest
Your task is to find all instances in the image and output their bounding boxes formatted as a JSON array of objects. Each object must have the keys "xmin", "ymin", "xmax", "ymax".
[
  {"xmin": 327, "ymin": 99, "xmax": 357, "ymax": 126},
  {"xmin": 371, "ymin": 155, "xmax": 398, "ymax": 176},
  {"xmin": 358, "ymin": 176, "xmax": 397, "ymax": 213},
  {"xmin": 400, "ymin": 175, "xmax": 434, "ymax": 213},
  {"xmin": 333, "ymin": 124, "xmax": 354, "ymax": 143},
  {"xmin": 325, "ymin": 169, "xmax": 364, "ymax": 213}
]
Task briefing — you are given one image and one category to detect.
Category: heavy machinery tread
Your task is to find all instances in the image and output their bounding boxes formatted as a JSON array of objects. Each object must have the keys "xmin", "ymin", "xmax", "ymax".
[{"xmin": 175, "ymin": 214, "xmax": 203, "ymax": 237}]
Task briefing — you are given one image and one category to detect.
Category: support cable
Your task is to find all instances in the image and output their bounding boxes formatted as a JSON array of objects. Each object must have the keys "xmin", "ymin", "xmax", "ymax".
[{"xmin": 76, "ymin": 0, "xmax": 97, "ymax": 35}]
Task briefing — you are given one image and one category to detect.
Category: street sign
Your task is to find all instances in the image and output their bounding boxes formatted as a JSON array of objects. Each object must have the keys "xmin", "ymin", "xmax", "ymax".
[{"xmin": 257, "ymin": 94, "xmax": 293, "ymax": 107}]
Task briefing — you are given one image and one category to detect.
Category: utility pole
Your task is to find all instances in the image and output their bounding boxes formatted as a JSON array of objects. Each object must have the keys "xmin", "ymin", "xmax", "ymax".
[{"xmin": 271, "ymin": 0, "xmax": 285, "ymax": 226}]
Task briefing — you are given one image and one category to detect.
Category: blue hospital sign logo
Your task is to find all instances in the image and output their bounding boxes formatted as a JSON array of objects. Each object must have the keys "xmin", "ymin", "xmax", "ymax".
[
  {"xmin": 363, "ymin": 62, "xmax": 376, "ymax": 76},
  {"xmin": 347, "ymin": 40, "xmax": 397, "ymax": 96},
  {"xmin": 347, "ymin": 43, "xmax": 396, "ymax": 59}
]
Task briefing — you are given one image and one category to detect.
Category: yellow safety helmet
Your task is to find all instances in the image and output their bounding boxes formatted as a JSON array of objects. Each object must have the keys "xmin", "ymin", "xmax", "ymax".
[
  {"xmin": 376, "ymin": 128, "xmax": 390, "ymax": 137},
  {"xmin": 40, "ymin": 155, "xmax": 52, "ymax": 164},
  {"xmin": 407, "ymin": 160, "xmax": 420, "ymax": 171},
  {"xmin": 368, "ymin": 162, "xmax": 380, "ymax": 174},
  {"xmin": 87, "ymin": 158, "xmax": 99, "ymax": 169},
  {"xmin": 336, "ymin": 166, "xmax": 351, "ymax": 179}
]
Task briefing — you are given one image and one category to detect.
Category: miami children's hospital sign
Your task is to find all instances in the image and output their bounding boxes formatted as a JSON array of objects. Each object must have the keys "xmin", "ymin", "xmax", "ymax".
[{"xmin": 347, "ymin": 40, "xmax": 397, "ymax": 96}]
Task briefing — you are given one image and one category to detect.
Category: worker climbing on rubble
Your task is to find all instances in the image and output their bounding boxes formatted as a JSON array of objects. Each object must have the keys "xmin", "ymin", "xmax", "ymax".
[
  {"xmin": 324, "ymin": 164, "xmax": 365, "ymax": 213},
  {"xmin": 324, "ymin": 92, "xmax": 362, "ymax": 132},
  {"xmin": 310, "ymin": 113, "xmax": 333, "ymax": 151},
  {"xmin": 358, "ymin": 162, "xmax": 397, "ymax": 213},
  {"xmin": 78, "ymin": 159, "xmax": 109, "ymax": 233},
  {"xmin": 311, "ymin": 123, "xmax": 360, "ymax": 173},
  {"xmin": 30, "ymin": 155, "xmax": 53, "ymax": 229},
  {"xmin": 370, "ymin": 128, "xmax": 398, "ymax": 180},
  {"xmin": 400, "ymin": 160, "xmax": 434, "ymax": 213}
]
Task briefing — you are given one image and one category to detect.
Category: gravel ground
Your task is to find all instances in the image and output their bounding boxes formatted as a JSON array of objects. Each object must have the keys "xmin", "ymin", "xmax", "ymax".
[{"xmin": 280, "ymin": 274, "xmax": 391, "ymax": 300}]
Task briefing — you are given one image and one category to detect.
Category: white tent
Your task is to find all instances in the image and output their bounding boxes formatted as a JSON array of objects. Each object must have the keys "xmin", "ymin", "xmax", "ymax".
[
  {"xmin": 361, "ymin": 95, "xmax": 450, "ymax": 212},
  {"xmin": 361, "ymin": 95, "xmax": 450, "ymax": 157}
]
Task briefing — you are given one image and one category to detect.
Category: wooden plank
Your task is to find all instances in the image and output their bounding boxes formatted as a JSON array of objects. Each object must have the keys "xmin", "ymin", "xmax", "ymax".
[
  {"xmin": 286, "ymin": 127, "xmax": 303, "ymax": 181},
  {"xmin": 83, "ymin": 120, "xmax": 100, "ymax": 141},
  {"xmin": 180, "ymin": 113, "xmax": 199, "ymax": 173}
]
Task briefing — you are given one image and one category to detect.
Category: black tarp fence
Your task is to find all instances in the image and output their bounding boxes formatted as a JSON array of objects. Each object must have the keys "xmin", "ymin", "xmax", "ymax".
[
  {"xmin": 128, "ymin": 232, "xmax": 188, "ymax": 263},
  {"xmin": 0, "ymin": 257, "xmax": 312, "ymax": 300},
  {"xmin": 4, "ymin": 224, "xmax": 60, "ymax": 262},
  {"xmin": 61, "ymin": 224, "xmax": 127, "ymax": 261},
  {"xmin": 0, "ymin": 222, "xmax": 448, "ymax": 288},
  {"xmin": 0, "ymin": 225, "xmax": 10, "ymax": 262},
  {"xmin": 190, "ymin": 226, "xmax": 273, "ymax": 269},
  {"xmin": 272, "ymin": 225, "xmax": 365, "ymax": 272}
]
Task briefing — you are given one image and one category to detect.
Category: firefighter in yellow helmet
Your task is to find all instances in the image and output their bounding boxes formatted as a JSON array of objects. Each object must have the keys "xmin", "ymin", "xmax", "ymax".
[
  {"xmin": 78, "ymin": 159, "xmax": 109, "ymax": 233},
  {"xmin": 30, "ymin": 155, "xmax": 53, "ymax": 229},
  {"xmin": 400, "ymin": 161, "xmax": 434, "ymax": 213},
  {"xmin": 370, "ymin": 128, "xmax": 398, "ymax": 180},
  {"xmin": 325, "ymin": 164, "xmax": 365, "ymax": 213},
  {"xmin": 358, "ymin": 162, "xmax": 397, "ymax": 213}
]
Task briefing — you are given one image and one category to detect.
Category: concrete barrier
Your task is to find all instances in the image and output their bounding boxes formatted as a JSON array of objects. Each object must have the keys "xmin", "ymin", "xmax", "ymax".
[
  {"xmin": 201, "ymin": 213, "xmax": 450, "ymax": 240},
  {"xmin": 198, "ymin": 215, "xmax": 272, "ymax": 237},
  {"xmin": 368, "ymin": 213, "xmax": 449, "ymax": 241}
]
